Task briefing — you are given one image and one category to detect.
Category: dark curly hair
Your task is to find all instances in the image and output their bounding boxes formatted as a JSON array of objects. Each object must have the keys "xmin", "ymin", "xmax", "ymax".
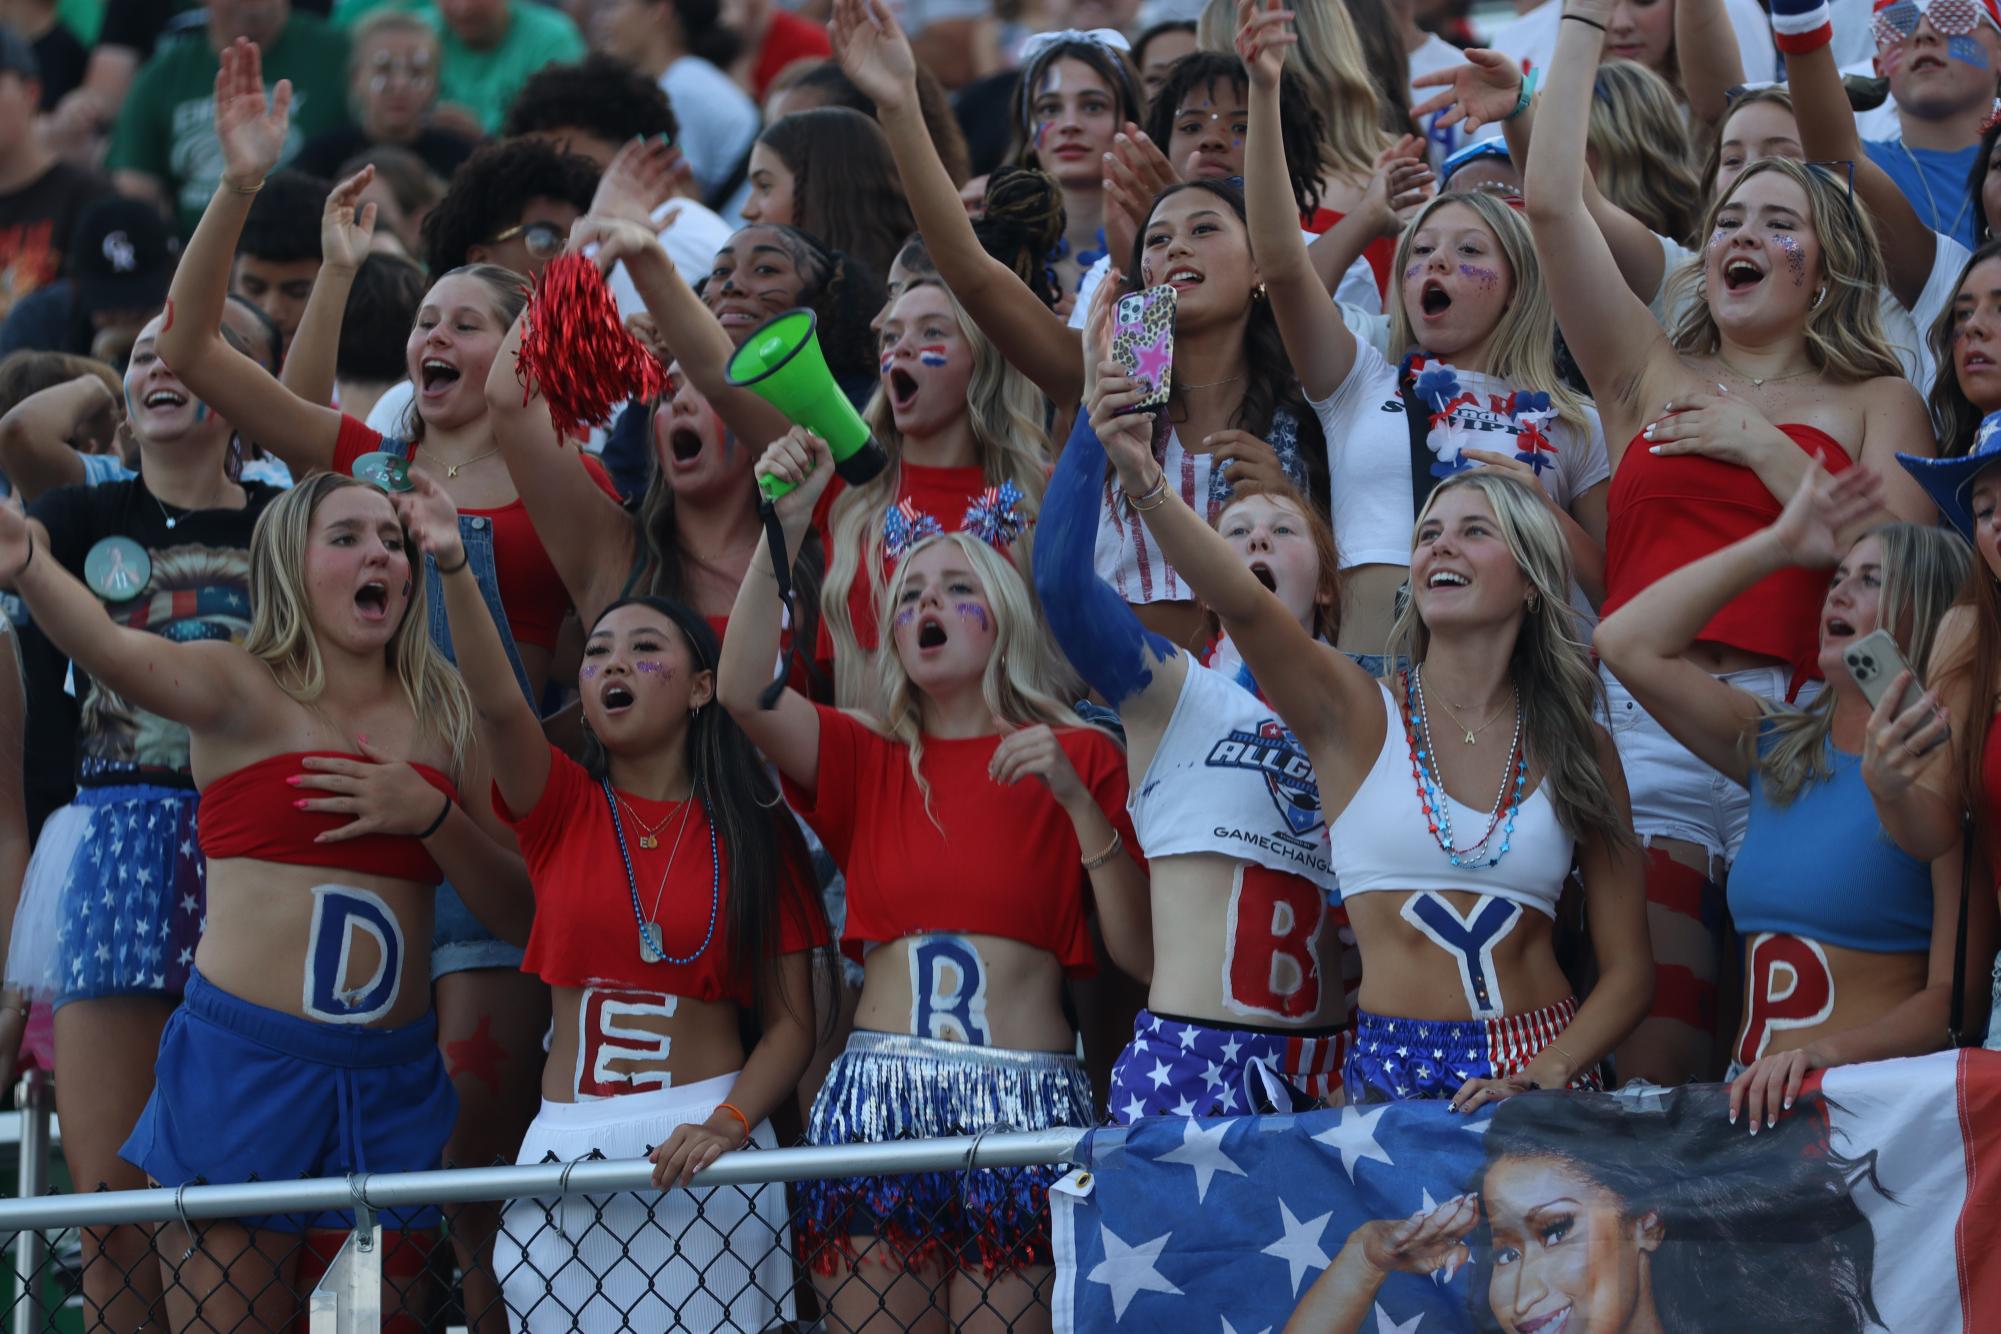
[
  {"xmin": 581, "ymin": 595, "xmax": 827, "ymax": 1005},
  {"xmin": 976, "ymin": 165, "xmax": 1066, "ymax": 309},
  {"xmin": 501, "ymin": 53, "xmax": 678, "ymax": 145},
  {"xmin": 417, "ymin": 138, "xmax": 599, "ymax": 276},
  {"xmin": 239, "ymin": 169, "xmax": 331, "ymax": 262},
  {"xmin": 1468, "ymin": 1088, "xmax": 1887, "ymax": 1333},
  {"xmin": 755, "ymin": 108, "xmax": 916, "ymax": 283},
  {"xmin": 1124, "ymin": 179, "xmax": 1329, "ymax": 514},
  {"xmin": 1144, "ymin": 52, "xmax": 1327, "ymax": 218},
  {"xmin": 338, "ymin": 253, "xmax": 426, "ymax": 384},
  {"xmin": 698, "ymin": 223, "xmax": 885, "ymax": 394}
]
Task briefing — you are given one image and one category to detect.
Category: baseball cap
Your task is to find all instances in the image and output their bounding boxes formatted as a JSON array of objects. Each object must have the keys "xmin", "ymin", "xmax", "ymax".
[{"xmin": 68, "ymin": 196, "xmax": 180, "ymax": 320}]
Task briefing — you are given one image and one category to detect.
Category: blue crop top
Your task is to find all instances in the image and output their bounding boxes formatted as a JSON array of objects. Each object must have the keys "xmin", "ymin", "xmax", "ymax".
[{"xmin": 1728, "ymin": 735, "xmax": 1933, "ymax": 955}]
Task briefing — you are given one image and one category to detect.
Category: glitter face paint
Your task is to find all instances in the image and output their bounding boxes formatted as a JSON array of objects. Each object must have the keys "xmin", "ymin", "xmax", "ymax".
[
  {"xmin": 1404, "ymin": 263, "xmax": 1425, "ymax": 282},
  {"xmin": 1458, "ymin": 263, "xmax": 1499, "ymax": 291},
  {"xmin": 894, "ymin": 608, "xmax": 917, "ymax": 628},
  {"xmin": 634, "ymin": 660, "xmax": 667, "ymax": 675},
  {"xmin": 954, "ymin": 602, "xmax": 990, "ymax": 632},
  {"xmin": 1706, "ymin": 227, "xmax": 1731, "ymax": 251},
  {"xmin": 581, "ymin": 664, "xmax": 599, "ymax": 679},
  {"xmin": 1773, "ymin": 233, "xmax": 1807, "ymax": 286}
]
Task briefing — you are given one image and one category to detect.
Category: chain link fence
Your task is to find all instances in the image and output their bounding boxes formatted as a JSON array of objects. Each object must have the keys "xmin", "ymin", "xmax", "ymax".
[{"xmin": 0, "ymin": 1076, "xmax": 1084, "ymax": 1333}]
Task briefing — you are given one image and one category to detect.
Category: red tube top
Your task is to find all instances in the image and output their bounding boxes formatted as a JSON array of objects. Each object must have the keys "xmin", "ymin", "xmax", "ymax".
[
  {"xmin": 1602, "ymin": 423, "xmax": 1852, "ymax": 681},
  {"xmin": 199, "ymin": 752, "xmax": 457, "ymax": 885}
]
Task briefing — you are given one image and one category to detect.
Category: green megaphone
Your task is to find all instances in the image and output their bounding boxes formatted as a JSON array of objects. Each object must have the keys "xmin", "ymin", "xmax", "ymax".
[{"xmin": 726, "ymin": 308, "xmax": 887, "ymax": 500}]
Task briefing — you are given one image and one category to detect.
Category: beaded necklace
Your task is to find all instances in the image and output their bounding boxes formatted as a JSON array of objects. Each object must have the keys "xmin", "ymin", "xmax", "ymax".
[
  {"xmin": 603, "ymin": 778, "xmax": 720, "ymax": 965},
  {"xmin": 1401, "ymin": 667, "xmax": 1528, "ymax": 869}
]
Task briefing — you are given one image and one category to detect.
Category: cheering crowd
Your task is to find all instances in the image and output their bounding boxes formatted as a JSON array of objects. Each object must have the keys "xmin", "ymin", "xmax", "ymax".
[{"xmin": 0, "ymin": 0, "xmax": 1996, "ymax": 1326}]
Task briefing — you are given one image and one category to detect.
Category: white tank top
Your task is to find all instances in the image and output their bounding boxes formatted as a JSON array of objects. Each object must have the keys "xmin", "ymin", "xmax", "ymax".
[
  {"xmin": 1128, "ymin": 654, "xmax": 1339, "ymax": 894},
  {"xmin": 1325, "ymin": 682, "xmax": 1574, "ymax": 915}
]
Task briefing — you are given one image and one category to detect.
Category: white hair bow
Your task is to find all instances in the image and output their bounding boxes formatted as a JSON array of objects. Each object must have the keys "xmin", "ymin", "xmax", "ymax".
[{"xmin": 1019, "ymin": 26, "xmax": 1134, "ymax": 65}]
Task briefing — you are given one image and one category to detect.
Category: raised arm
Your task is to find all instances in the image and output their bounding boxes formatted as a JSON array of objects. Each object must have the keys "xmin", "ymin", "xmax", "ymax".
[
  {"xmin": 1675, "ymin": 0, "xmax": 1749, "ymax": 130},
  {"xmin": 154, "ymin": 40, "xmax": 343, "ymax": 472},
  {"xmin": 483, "ymin": 299, "xmax": 639, "ymax": 623},
  {"xmin": 1095, "ymin": 359, "xmax": 1380, "ymax": 771},
  {"xmin": 1522, "ymin": 3, "xmax": 1679, "ymax": 424},
  {"xmin": 0, "ymin": 375, "xmax": 114, "ymax": 501},
  {"xmin": 391, "ymin": 468, "xmax": 552, "ymax": 819},
  {"xmin": 277, "ymin": 168, "xmax": 378, "ymax": 408},
  {"xmin": 569, "ymin": 215, "xmax": 792, "ymax": 452},
  {"xmin": 830, "ymin": 0, "xmax": 1084, "ymax": 405},
  {"xmin": 0, "ymin": 509, "xmax": 249, "ymax": 734},
  {"xmin": 1779, "ymin": 12, "xmax": 1936, "ymax": 309},
  {"xmin": 716, "ymin": 430, "xmax": 830, "ymax": 792}
]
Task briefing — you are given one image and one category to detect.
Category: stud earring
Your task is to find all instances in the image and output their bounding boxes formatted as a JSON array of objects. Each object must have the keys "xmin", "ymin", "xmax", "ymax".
[{"xmin": 1525, "ymin": 591, "xmax": 1540, "ymax": 612}]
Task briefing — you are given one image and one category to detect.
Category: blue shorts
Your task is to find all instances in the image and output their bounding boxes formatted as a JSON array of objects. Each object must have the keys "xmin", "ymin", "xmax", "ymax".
[
  {"xmin": 431, "ymin": 879, "xmax": 525, "ymax": 978},
  {"xmin": 1106, "ymin": 1009, "xmax": 1349, "ymax": 1123},
  {"xmin": 1342, "ymin": 997, "xmax": 1601, "ymax": 1103},
  {"xmin": 49, "ymin": 785, "xmax": 206, "ymax": 1008},
  {"xmin": 120, "ymin": 970, "xmax": 456, "ymax": 1231}
]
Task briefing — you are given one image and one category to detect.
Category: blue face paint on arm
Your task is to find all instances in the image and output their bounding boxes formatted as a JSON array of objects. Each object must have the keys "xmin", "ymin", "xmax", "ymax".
[{"xmin": 1031, "ymin": 410, "xmax": 1178, "ymax": 708}]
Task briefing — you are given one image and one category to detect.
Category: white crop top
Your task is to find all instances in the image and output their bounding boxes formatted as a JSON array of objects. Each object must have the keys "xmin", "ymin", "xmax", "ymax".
[
  {"xmin": 1129, "ymin": 653, "xmax": 1339, "ymax": 895},
  {"xmin": 1324, "ymin": 682, "xmax": 1574, "ymax": 914}
]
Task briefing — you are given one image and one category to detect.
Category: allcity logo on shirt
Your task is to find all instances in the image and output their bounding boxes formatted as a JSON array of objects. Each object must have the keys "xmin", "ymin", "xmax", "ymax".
[{"xmin": 1204, "ymin": 719, "xmax": 1323, "ymax": 847}]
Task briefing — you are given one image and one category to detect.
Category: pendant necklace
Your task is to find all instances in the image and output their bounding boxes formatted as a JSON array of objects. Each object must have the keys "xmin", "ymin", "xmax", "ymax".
[
  {"xmin": 441, "ymin": 447, "xmax": 500, "ymax": 479},
  {"xmin": 1428, "ymin": 685, "xmax": 1510, "ymax": 747},
  {"xmin": 603, "ymin": 778, "xmax": 718, "ymax": 965},
  {"xmin": 1712, "ymin": 354, "xmax": 1814, "ymax": 389},
  {"xmin": 615, "ymin": 793, "xmax": 675, "ymax": 849}
]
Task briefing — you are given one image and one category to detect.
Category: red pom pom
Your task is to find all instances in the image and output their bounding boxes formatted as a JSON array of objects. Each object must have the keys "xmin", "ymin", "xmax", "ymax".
[{"xmin": 514, "ymin": 252, "xmax": 664, "ymax": 443}]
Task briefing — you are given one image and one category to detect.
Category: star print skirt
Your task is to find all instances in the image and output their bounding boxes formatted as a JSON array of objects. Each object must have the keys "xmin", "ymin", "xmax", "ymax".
[
  {"xmin": 1341, "ymin": 997, "xmax": 1604, "ymax": 1103},
  {"xmin": 25, "ymin": 785, "xmax": 206, "ymax": 1006},
  {"xmin": 796, "ymin": 1030, "xmax": 1093, "ymax": 1277},
  {"xmin": 1107, "ymin": 1009, "xmax": 1351, "ymax": 1124}
]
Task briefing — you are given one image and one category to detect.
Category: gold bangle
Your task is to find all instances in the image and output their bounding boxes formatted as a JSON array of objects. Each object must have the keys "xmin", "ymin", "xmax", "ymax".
[
  {"xmin": 222, "ymin": 176, "xmax": 265, "ymax": 195},
  {"xmin": 1081, "ymin": 828, "xmax": 1123, "ymax": 870},
  {"xmin": 1128, "ymin": 472, "xmax": 1170, "ymax": 512}
]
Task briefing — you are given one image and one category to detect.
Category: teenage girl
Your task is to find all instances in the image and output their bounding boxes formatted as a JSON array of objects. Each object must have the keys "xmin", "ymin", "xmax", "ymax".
[
  {"xmin": 1240, "ymin": 1, "xmax": 1609, "ymax": 659},
  {"xmin": 1, "ymin": 471, "xmax": 518, "ymax": 1330},
  {"xmin": 740, "ymin": 106, "xmax": 918, "ymax": 282},
  {"xmin": 721, "ymin": 428, "xmax": 1149, "ymax": 1334},
  {"xmin": 396, "ymin": 468, "xmax": 828, "ymax": 1333},
  {"xmin": 1599, "ymin": 465, "xmax": 1986, "ymax": 1125},
  {"xmin": 1525, "ymin": 0, "xmax": 1935, "ymax": 1085}
]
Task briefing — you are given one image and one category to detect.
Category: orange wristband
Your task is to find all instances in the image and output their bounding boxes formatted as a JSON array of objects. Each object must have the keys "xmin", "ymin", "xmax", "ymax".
[{"xmin": 716, "ymin": 1101, "xmax": 750, "ymax": 1147}]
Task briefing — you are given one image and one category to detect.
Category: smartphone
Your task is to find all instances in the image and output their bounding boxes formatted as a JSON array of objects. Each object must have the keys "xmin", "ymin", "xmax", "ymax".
[
  {"xmin": 1842, "ymin": 628, "xmax": 1928, "ymax": 719},
  {"xmin": 1111, "ymin": 285, "xmax": 1177, "ymax": 415}
]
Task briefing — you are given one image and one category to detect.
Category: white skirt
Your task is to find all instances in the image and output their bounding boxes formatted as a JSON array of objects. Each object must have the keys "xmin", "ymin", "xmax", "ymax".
[
  {"xmin": 496, "ymin": 1072, "xmax": 794, "ymax": 1333},
  {"xmin": 6, "ymin": 804, "xmax": 87, "ymax": 997}
]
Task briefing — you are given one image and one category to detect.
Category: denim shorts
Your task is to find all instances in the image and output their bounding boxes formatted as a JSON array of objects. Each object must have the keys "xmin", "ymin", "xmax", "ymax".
[
  {"xmin": 1599, "ymin": 662, "xmax": 1804, "ymax": 863},
  {"xmin": 431, "ymin": 881, "xmax": 525, "ymax": 979}
]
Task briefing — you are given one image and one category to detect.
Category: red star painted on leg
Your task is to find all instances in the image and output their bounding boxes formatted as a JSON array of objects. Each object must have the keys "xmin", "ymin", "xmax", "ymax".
[{"xmin": 444, "ymin": 1013, "xmax": 506, "ymax": 1096}]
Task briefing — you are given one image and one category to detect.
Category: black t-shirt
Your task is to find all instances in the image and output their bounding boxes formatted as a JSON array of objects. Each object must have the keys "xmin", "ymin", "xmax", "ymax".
[
  {"xmin": 0, "ymin": 161, "xmax": 107, "ymax": 308},
  {"xmin": 30, "ymin": 23, "xmax": 87, "ymax": 109},
  {"xmin": 29, "ymin": 477, "xmax": 281, "ymax": 789},
  {"xmin": 292, "ymin": 123, "xmax": 480, "ymax": 188},
  {"xmin": 97, "ymin": 0, "xmax": 331, "ymax": 59}
]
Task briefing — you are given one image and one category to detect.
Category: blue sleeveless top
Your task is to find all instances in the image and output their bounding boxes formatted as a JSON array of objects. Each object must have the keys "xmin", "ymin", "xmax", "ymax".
[{"xmin": 1728, "ymin": 731, "xmax": 1933, "ymax": 954}]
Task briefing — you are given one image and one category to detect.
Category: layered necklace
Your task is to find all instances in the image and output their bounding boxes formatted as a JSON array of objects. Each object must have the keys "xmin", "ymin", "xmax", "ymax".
[
  {"xmin": 603, "ymin": 777, "xmax": 719, "ymax": 965},
  {"xmin": 1402, "ymin": 666, "xmax": 1527, "ymax": 869}
]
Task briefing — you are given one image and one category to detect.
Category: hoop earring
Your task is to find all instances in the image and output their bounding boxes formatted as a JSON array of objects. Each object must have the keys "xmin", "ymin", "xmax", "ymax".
[
  {"xmin": 1525, "ymin": 591, "xmax": 1540, "ymax": 613},
  {"xmin": 1811, "ymin": 286, "xmax": 1826, "ymax": 309}
]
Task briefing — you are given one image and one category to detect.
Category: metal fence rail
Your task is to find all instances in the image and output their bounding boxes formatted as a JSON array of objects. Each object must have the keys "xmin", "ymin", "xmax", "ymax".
[{"xmin": 0, "ymin": 1107, "xmax": 1088, "ymax": 1334}]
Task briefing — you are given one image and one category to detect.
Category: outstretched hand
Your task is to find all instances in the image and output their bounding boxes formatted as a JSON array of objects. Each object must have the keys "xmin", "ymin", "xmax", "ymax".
[
  {"xmin": 1410, "ymin": 48, "xmax": 1523, "ymax": 135},
  {"xmin": 1767, "ymin": 461, "xmax": 1883, "ymax": 570},
  {"xmin": 569, "ymin": 214, "xmax": 666, "ymax": 276},
  {"xmin": 213, "ymin": 38, "xmax": 293, "ymax": 188},
  {"xmin": 591, "ymin": 136, "xmax": 686, "ymax": 229},
  {"xmin": 390, "ymin": 467, "xmax": 465, "ymax": 568},
  {"xmin": 829, "ymin": 0, "xmax": 918, "ymax": 113},
  {"xmin": 1235, "ymin": 0, "xmax": 1297, "ymax": 91},
  {"xmin": 322, "ymin": 166, "xmax": 378, "ymax": 270},
  {"xmin": 1362, "ymin": 135, "xmax": 1435, "ymax": 236}
]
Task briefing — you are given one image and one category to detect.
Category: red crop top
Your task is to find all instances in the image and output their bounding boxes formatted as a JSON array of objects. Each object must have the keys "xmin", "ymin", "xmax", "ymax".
[
  {"xmin": 1601, "ymin": 423, "xmax": 1851, "ymax": 681},
  {"xmin": 498, "ymin": 745, "xmax": 829, "ymax": 1004},
  {"xmin": 781, "ymin": 705, "xmax": 1135, "ymax": 971},
  {"xmin": 199, "ymin": 751, "xmax": 455, "ymax": 884},
  {"xmin": 333, "ymin": 415, "xmax": 619, "ymax": 652}
]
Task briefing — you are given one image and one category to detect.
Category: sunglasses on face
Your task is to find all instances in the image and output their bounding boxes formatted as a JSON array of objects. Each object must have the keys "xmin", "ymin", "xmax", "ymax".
[
  {"xmin": 1874, "ymin": 0, "xmax": 1992, "ymax": 48},
  {"xmin": 487, "ymin": 220, "xmax": 566, "ymax": 259}
]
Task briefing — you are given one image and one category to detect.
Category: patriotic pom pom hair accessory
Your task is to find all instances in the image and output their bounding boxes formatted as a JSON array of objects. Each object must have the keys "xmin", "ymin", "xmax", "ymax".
[
  {"xmin": 963, "ymin": 481, "xmax": 1029, "ymax": 550},
  {"xmin": 883, "ymin": 499, "xmax": 945, "ymax": 563},
  {"xmin": 513, "ymin": 251, "xmax": 665, "ymax": 442}
]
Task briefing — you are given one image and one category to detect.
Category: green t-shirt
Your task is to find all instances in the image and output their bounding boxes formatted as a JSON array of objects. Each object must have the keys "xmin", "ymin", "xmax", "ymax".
[
  {"xmin": 104, "ymin": 14, "xmax": 353, "ymax": 236},
  {"xmin": 413, "ymin": 0, "xmax": 585, "ymax": 135}
]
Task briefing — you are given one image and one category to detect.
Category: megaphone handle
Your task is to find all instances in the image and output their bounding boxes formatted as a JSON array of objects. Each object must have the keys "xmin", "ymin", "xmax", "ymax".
[{"xmin": 756, "ymin": 499, "xmax": 805, "ymax": 710}]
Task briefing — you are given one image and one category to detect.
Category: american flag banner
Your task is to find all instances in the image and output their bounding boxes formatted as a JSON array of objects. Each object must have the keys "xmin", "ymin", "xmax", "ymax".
[{"xmin": 1053, "ymin": 1050, "xmax": 2001, "ymax": 1333}]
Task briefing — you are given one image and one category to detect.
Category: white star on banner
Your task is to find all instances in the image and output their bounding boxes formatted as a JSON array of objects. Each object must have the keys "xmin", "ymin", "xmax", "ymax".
[
  {"xmin": 1311, "ymin": 1103, "xmax": 1394, "ymax": 1181},
  {"xmin": 1201, "ymin": 1060, "xmax": 1224, "ymax": 1090},
  {"xmin": 1221, "ymin": 1318, "xmax": 1271, "ymax": 1334},
  {"xmin": 1123, "ymin": 1095, "xmax": 1147, "ymax": 1123},
  {"xmin": 1170, "ymin": 1094, "xmax": 1197, "ymax": 1117},
  {"xmin": 1374, "ymin": 1301, "xmax": 1423, "ymax": 1333},
  {"xmin": 1087, "ymin": 1224, "xmax": 1182, "ymax": 1320},
  {"xmin": 1262, "ymin": 1199, "xmax": 1333, "ymax": 1297},
  {"xmin": 1219, "ymin": 1033, "xmax": 1244, "ymax": 1063},
  {"xmin": 1178, "ymin": 1027, "xmax": 1200, "ymax": 1050},
  {"xmin": 1152, "ymin": 1117, "xmax": 1246, "ymax": 1203},
  {"xmin": 1147, "ymin": 1060, "xmax": 1171, "ymax": 1089}
]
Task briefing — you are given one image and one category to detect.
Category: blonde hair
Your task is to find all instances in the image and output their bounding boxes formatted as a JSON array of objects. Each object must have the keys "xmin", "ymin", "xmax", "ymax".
[
  {"xmin": 860, "ymin": 532, "xmax": 1091, "ymax": 817},
  {"xmin": 240, "ymin": 474, "xmax": 477, "ymax": 782},
  {"xmin": 1587, "ymin": 60, "xmax": 1703, "ymax": 244},
  {"xmin": 1196, "ymin": 0, "xmax": 1387, "ymax": 178},
  {"xmin": 1752, "ymin": 523, "xmax": 1973, "ymax": 805},
  {"xmin": 822, "ymin": 279, "xmax": 1051, "ymax": 708},
  {"xmin": 1667, "ymin": 158, "xmax": 1904, "ymax": 383},
  {"xmin": 1384, "ymin": 471, "xmax": 1631, "ymax": 848},
  {"xmin": 1386, "ymin": 191, "xmax": 1595, "ymax": 439}
]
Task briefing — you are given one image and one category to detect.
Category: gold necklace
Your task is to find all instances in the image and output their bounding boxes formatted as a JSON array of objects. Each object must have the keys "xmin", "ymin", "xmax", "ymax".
[
  {"xmin": 1179, "ymin": 374, "xmax": 1244, "ymax": 392},
  {"xmin": 436, "ymin": 446, "xmax": 501, "ymax": 479},
  {"xmin": 1430, "ymin": 685, "xmax": 1514, "ymax": 747},
  {"xmin": 1713, "ymin": 354, "xmax": 1815, "ymax": 389},
  {"xmin": 615, "ymin": 793, "xmax": 678, "ymax": 849}
]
